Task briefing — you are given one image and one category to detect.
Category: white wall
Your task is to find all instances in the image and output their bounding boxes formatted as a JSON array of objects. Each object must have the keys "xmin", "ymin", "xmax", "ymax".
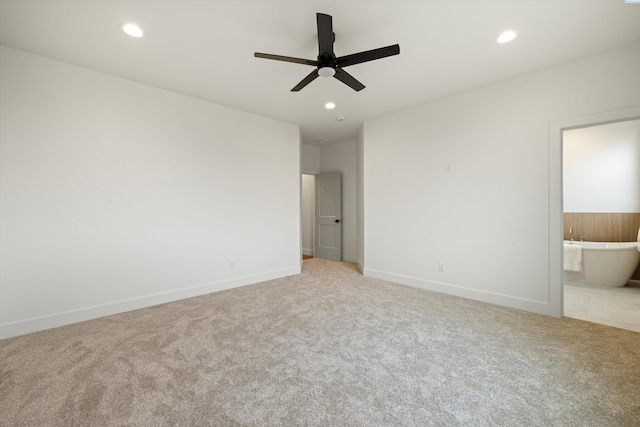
[
  {"xmin": 320, "ymin": 139, "xmax": 357, "ymax": 263},
  {"xmin": 564, "ymin": 119, "xmax": 640, "ymax": 212},
  {"xmin": 356, "ymin": 127, "xmax": 365, "ymax": 272},
  {"xmin": 300, "ymin": 140, "xmax": 357, "ymax": 263},
  {"xmin": 301, "ymin": 174, "xmax": 315, "ymax": 256},
  {"xmin": 300, "ymin": 144, "xmax": 320, "ymax": 258},
  {"xmin": 301, "ymin": 143, "xmax": 321, "ymax": 174},
  {"xmin": 363, "ymin": 43, "xmax": 640, "ymax": 316},
  {"xmin": 0, "ymin": 46, "xmax": 301, "ymax": 339}
]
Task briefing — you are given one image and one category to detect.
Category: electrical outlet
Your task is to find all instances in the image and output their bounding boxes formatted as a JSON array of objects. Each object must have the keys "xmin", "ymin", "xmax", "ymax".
[
  {"xmin": 229, "ymin": 260, "xmax": 235, "ymax": 270},
  {"xmin": 438, "ymin": 261, "xmax": 446, "ymax": 272}
]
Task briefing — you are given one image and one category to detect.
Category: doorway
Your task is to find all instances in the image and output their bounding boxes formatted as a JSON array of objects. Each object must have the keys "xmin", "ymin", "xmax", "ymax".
[
  {"xmin": 301, "ymin": 172, "xmax": 343, "ymax": 261},
  {"xmin": 301, "ymin": 174, "xmax": 315, "ymax": 259},
  {"xmin": 548, "ymin": 106, "xmax": 640, "ymax": 319},
  {"xmin": 561, "ymin": 119, "xmax": 640, "ymax": 331}
]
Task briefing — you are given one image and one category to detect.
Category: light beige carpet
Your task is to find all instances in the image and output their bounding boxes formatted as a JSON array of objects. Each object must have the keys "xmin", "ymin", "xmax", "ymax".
[{"xmin": 1, "ymin": 258, "xmax": 639, "ymax": 426}]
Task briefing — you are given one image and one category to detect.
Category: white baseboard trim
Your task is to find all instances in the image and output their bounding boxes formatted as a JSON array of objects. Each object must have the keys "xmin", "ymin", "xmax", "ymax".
[
  {"xmin": 363, "ymin": 268, "xmax": 550, "ymax": 316},
  {"xmin": 0, "ymin": 266, "xmax": 301, "ymax": 340},
  {"xmin": 302, "ymin": 248, "xmax": 314, "ymax": 256}
]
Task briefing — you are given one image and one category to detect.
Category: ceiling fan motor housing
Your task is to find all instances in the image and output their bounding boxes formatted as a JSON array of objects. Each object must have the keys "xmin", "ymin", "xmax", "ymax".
[
  {"xmin": 318, "ymin": 52, "xmax": 337, "ymax": 70},
  {"xmin": 317, "ymin": 51, "xmax": 337, "ymax": 76}
]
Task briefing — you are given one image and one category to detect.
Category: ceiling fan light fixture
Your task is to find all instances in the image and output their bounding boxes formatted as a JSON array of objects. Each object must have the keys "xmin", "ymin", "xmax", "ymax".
[{"xmin": 318, "ymin": 66, "xmax": 336, "ymax": 77}]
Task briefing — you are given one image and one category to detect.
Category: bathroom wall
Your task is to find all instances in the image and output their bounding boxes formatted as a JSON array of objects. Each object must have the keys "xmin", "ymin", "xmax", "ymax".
[
  {"xmin": 564, "ymin": 120, "xmax": 640, "ymax": 212},
  {"xmin": 562, "ymin": 213, "xmax": 640, "ymax": 242}
]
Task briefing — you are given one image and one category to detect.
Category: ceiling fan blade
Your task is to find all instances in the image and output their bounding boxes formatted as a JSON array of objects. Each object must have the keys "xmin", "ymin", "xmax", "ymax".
[
  {"xmin": 254, "ymin": 52, "xmax": 318, "ymax": 66},
  {"xmin": 316, "ymin": 13, "xmax": 334, "ymax": 57},
  {"xmin": 291, "ymin": 69, "xmax": 320, "ymax": 92},
  {"xmin": 336, "ymin": 44, "xmax": 400, "ymax": 68},
  {"xmin": 334, "ymin": 68, "xmax": 365, "ymax": 92}
]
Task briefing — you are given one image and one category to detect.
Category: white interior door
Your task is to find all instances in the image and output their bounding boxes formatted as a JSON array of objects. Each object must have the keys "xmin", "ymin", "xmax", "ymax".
[{"xmin": 315, "ymin": 172, "xmax": 342, "ymax": 261}]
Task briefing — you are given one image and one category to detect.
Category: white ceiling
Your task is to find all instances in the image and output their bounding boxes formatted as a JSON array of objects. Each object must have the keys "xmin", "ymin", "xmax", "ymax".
[{"xmin": 1, "ymin": 1, "xmax": 639, "ymax": 147}]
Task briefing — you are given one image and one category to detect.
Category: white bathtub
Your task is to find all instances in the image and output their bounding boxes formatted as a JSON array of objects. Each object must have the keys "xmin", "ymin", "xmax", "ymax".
[{"xmin": 563, "ymin": 241, "xmax": 640, "ymax": 287}]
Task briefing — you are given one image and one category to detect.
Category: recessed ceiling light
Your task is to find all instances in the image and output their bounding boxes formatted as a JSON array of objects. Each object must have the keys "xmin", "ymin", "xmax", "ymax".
[
  {"xmin": 325, "ymin": 102, "xmax": 336, "ymax": 109},
  {"xmin": 497, "ymin": 30, "xmax": 516, "ymax": 44},
  {"xmin": 122, "ymin": 23, "xmax": 144, "ymax": 38}
]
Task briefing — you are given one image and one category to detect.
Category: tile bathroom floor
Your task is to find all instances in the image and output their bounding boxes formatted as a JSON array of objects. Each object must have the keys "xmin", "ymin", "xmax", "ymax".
[{"xmin": 564, "ymin": 280, "xmax": 640, "ymax": 332}]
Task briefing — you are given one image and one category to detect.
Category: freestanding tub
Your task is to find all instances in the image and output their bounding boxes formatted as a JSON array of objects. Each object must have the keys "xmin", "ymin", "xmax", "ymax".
[{"xmin": 563, "ymin": 241, "xmax": 640, "ymax": 287}]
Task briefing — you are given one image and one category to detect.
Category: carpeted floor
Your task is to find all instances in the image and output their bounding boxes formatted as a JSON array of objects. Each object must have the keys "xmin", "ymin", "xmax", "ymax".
[{"xmin": 1, "ymin": 258, "xmax": 639, "ymax": 426}]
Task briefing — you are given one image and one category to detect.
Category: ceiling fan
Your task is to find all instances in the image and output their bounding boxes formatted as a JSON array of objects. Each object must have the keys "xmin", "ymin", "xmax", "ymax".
[{"xmin": 254, "ymin": 13, "xmax": 400, "ymax": 92}]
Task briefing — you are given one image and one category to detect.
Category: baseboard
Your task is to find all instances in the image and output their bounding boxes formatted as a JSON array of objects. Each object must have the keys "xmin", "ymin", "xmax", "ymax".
[
  {"xmin": 363, "ymin": 268, "xmax": 550, "ymax": 316},
  {"xmin": 302, "ymin": 248, "xmax": 314, "ymax": 256},
  {"xmin": 356, "ymin": 258, "xmax": 364, "ymax": 273},
  {"xmin": 0, "ymin": 266, "xmax": 301, "ymax": 340}
]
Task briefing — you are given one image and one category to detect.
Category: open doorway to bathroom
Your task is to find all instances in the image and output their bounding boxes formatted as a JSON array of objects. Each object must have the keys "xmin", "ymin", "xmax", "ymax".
[{"xmin": 562, "ymin": 118, "xmax": 640, "ymax": 332}]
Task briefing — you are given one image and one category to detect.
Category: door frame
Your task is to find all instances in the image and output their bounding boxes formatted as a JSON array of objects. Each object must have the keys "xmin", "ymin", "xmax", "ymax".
[
  {"xmin": 548, "ymin": 106, "xmax": 640, "ymax": 318},
  {"xmin": 314, "ymin": 172, "xmax": 342, "ymax": 261},
  {"xmin": 301, "ymin": 169, "xmax": 320, "ymax": 264}
]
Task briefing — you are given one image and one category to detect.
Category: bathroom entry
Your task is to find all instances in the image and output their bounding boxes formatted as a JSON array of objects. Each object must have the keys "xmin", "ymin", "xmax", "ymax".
[{"xmin": 561, "ymin": 117, "xmax": 640, "ymax": 331}]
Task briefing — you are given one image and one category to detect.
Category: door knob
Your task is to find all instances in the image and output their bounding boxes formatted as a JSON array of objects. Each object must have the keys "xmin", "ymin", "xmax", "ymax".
[{"xmin": 335, "ymin": 219, "xmax": 340, "ymax": 223}]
